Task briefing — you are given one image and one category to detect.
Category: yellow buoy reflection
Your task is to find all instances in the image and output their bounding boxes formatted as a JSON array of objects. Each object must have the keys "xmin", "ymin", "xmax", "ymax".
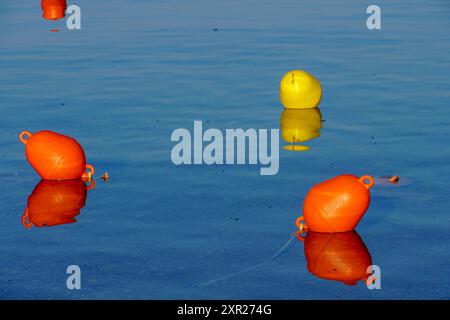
[
  {"xmin": 283, "ymin": 145, "xmax": 310, "ymax": 151},
  {"xmin": 280, "ymin": 107, "xmax": 323, "ymax": 151}
]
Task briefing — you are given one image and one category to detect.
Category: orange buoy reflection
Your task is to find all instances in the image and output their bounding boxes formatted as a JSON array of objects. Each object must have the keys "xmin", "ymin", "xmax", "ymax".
[
  {"xmin": 41, "ymin": 0, "xmax": 67, "ymax": 20},
  {"xmin": 297, "ymin": 230, "xmax": 372, "ymax": 285},
  {"xmin": 22, "ymin": 179, "xmax": 94, "ymax": 228}
]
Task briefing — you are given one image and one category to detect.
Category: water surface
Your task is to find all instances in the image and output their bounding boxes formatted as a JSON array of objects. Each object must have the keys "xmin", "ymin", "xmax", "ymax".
[{"xmin": 0, "ymin": 0, "xmax": 449, "ymax": 299}]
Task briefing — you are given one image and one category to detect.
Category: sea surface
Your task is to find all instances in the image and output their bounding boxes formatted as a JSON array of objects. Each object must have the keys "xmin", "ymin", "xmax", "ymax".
[{"xmin": 0, "ymin": 0, "xmax": 449, "ymax": 299}]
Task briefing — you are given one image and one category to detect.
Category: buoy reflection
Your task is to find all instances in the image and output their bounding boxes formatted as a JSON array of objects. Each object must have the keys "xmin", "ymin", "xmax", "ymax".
[
  {"xmin": 280, "ymin": 107, "xmax": 323, "ymax": 151},
  {"xmin": 297, "ymin": 230, "xmax": 372, "ymax": 285},
  {"xmin": 22, "ymin": 179, "xmax": 94, "ymax": 228}
]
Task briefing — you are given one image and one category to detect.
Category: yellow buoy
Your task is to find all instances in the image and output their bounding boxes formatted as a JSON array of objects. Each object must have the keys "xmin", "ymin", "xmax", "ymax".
[{"xmin": 280, "ymin": 70, "xmax": 322, "ymax": 109}]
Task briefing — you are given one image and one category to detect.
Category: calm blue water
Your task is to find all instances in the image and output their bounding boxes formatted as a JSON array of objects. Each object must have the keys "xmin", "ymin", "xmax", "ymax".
[{"xmin": 0, "ymin": 0, "xmax": 449, "ymax": 299}]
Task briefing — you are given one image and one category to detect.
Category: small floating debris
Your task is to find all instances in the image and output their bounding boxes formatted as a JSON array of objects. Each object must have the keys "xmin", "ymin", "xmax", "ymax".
[
  {"xmin": 101, "ymin": 172, "xmax": 110, "ymax": 182},
  {"xmin": 374, "ymin": 176, "xmax": 409, "ymax": 187},
  {"xmin": 389, "ymin": 175, "xmax": 400, "ymax": 184}
]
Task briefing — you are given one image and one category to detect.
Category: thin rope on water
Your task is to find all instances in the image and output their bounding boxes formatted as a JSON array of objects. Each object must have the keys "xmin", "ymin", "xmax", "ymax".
[{"xmin": 192, "ymin": 234, "xmax": 298, "ymax": 287}]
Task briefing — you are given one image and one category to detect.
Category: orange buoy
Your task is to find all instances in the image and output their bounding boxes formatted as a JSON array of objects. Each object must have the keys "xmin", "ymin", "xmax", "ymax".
[
  {"xmin": 41, "ymin": 0, "xmax": 67, "ymax": 20},
  {"xmin": 21, "ymin": 179, "xmax": 94, "ymax": 228},
  {"xmin": 296, "ymin": 174, "xmax": 374, "ymax": 233},
  {"xmin": 297, "ymin": 230, "xmax": 372, "ymax": 285},
  {"xmin": 19, "ymin": 130, "xmax": 94, "ymax": 181}
]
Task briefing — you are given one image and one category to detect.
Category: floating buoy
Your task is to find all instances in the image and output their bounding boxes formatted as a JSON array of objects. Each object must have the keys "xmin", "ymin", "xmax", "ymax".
[
  {"xmin": 21, "ymin": 179, "xmax": 93, "ymax": 228},
  {"xmin": 19, "ymin": 130, "xmax": 94, "ymax": 181},
  {"xmin": 296, "ymin": 174, "xmax": 374, "ymax": 233},
  {"xmin": 41, "ymin": 0, "xmax": 67, "ymax": 20},
  {"xmin": 280, "ymin": 107, "xmax": 322, "ymax": 151},
  {"xmin": 280, "ymin": 70, "xmax": 322, "ymax": 109},
  {"xmin": 297, "ymin": 230, "xmax": 372, "ymax": 285}
]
